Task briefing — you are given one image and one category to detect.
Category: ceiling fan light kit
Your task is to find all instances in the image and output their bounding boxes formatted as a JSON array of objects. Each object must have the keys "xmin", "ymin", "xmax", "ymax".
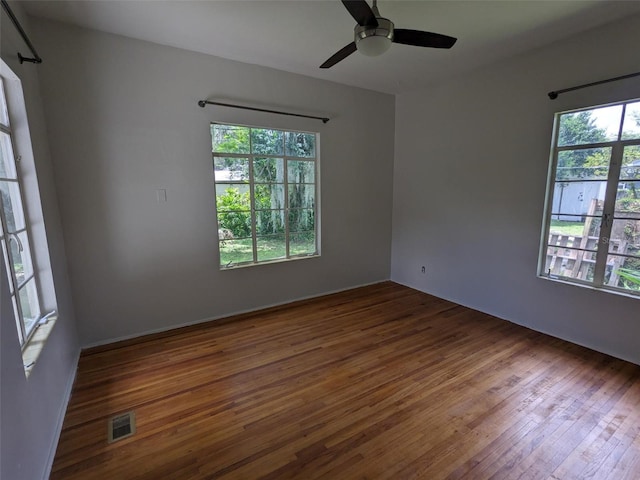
[
  {"xmin": 320, "ymin": 0, "xmax": 457, "ymax": 69},
  {"xmin": 355, "ymin": 17, "xmax": 393, "ymax": 56}
]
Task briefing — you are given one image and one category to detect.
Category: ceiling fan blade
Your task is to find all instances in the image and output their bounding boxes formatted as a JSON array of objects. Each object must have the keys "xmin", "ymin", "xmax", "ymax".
[
  {"xmin": 393, "ymin": 29, "xmax": 457, "ymax": 49},
  {"xmin": 320, "ymin": 42, "xmax": 357, "ymax": 69},
  {"xmin": 341, "ymin": 0, "xmax": 378, "ymax": 27}
]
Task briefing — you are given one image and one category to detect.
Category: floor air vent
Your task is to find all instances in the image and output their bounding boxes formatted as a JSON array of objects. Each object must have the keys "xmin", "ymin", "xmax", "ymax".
[{"xmin": 108, "ymin": 411, "xmax": 136, "ymax": 443}]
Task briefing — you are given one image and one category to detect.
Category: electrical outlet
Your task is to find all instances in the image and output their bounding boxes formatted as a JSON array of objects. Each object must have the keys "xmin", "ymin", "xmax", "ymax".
[{"xmin": 421, "ymin": 266, "xmax": 426, "ymax": 274}]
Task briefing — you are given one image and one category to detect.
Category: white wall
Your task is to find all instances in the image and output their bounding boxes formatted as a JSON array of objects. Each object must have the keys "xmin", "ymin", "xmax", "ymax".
[
  {"xmin": 30, "ymin": 18, "xmax": 395, "ymax": 346},
  {"xmin": 0, "ymin": 3, "xmax": 79, "ymax": 480},
  {"xmin": 392, "ymin": 14, "xmax": 640, "ymax": 365}
]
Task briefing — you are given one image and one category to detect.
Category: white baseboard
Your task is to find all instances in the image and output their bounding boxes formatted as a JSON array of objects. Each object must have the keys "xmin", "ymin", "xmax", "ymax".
[
  {"xmin": 82, "ymin": 279, "xmax": 391, "ymax": 350},
  {"xmin": 42, "ymin": 347, "xmax": 81, "ymax": 480}
]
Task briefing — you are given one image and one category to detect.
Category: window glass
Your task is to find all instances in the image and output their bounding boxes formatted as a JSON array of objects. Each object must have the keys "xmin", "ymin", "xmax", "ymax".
[
  {"xmin": 212, "ymin": 124, "xmax": 319, "ymax": 267},
  {"xmin": 288, "ymin": 160, "xmax": 315, "ymax": 183},
  {"xmin": 0, "ymin": 180, "xmax": 26, "ymax": 232},
  {"xmin": 556, "ymin": 148, "xmax": 610, "ymax": 180},
  {"xmin": 9, "ymin": 230, "xmax": 35, "ymax": 284},
  {"xmin": 256, "ymin": 235, "xmax": 286, "ymax": 262},
  {"xmin": 212, "ymin": 125, "xmax": 250, "ymax": 154},
  {"xmin": 285, "ymin": 131, "xmax": 316, "ymax": 157},
  {"xmin": 0, "ymin": 78, "xmax": 8, "ymax": 127},
  {"xmin": 251, "ymin": 128, "xmax": 283, "ymax": 155},
  {"xmin": 557, "ymin": 105, "xmax": 622, "ymax": 147},
  {"xmin": 621, "ymin": 101, "xmax": 640, "ymax": 140},
  {"xmin": 213, "ymin": 157, "xmax": 249, "ymax": 182},
  {"xmin": 19, "ymin": 278, "xmax": 40, "ymax": 335},
  {"xmin": 541, "ymin": 99, "xmax": 640, "ymax": 296},
  {"xmin": 0, "ymin": 132, "xmax": 17, "ymax": 179},
  {"xmin": 254, "ymin": 158, "xmax": 284, "ymax": 183},
  {"xmin": 255, "ymin": 184, "xmax": 284, "ymax": 210}
]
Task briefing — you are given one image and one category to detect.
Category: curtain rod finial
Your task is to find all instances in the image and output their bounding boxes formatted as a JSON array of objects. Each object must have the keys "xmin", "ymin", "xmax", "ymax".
[
  {"xmin": 548, "ymin": 91, "xmax": 558, "ymax": 100},
  {"xmin": 198, "ymin": 100, "xmax": 207, "ymax": 108}
]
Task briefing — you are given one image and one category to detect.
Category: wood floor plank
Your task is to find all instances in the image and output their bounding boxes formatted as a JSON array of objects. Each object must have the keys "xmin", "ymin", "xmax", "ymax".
[{"xmin": 51, "ymin": 282, "xmax": 640, "ymax": 479}]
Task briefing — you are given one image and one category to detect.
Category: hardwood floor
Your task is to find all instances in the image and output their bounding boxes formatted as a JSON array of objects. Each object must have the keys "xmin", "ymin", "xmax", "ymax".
[{"xmin": 51, "ymin": 282, "xmax": 640, "ymax": 479}]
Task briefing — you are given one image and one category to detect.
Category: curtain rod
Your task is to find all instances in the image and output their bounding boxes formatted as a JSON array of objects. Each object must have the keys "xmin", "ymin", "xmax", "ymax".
[
  {"xmin": 198, "ymin": 100, "xmax": 329, "ymax": 124},
  {"xmin": 1, "ymin": 0, "xmax": 42, "ymax": 64},
  {"xmin": 548, "ymin": 71, "xmax": 640, "ymax": 99}
]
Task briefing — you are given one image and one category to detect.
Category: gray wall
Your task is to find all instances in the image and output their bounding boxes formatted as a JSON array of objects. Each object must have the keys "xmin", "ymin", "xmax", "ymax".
[
  {"xmin": 31, "ymin": 18, "xmax": 396, "ymax": 347},
  {"xmin": 0, "ymin": 3, "xmax": 79, "ymax": 480},
  {"xmin": 392, "ymin": 14, "xmax": 640, "ymax": 365}
]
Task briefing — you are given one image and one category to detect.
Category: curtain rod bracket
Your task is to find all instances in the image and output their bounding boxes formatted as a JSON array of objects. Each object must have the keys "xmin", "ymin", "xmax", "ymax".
[
  {"xmin": 1, "ymin": 0, "xmax": 43, "ymax": 65},
  {"xmin": 18, "ymin": 53, "xmax": 42, "ymax": 65},
  {"xmin": 198, "ymin": 99, "xmax": 329, "ymax": 124}
]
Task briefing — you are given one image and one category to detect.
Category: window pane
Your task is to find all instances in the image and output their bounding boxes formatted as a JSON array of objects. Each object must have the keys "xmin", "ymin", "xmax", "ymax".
[
  {"xmin": 12, "ymin": 296, "xmax": 23, "ymax": 345},
  {"xmin": 19, "ymin": 278, "xmax": 40, "ymax": 337},
  {"xmin": 0, "ymin": 180, "xmax": 25, "ymax": 232},
  {"xmin": 215, "ymin": 185, "xmax": 250, "ymax": 212},
  {"xmin": 615, "ymin": 181, "xmax": 640, "ymax": 215},
  {"xmin": 216, "ymin": 211, "xmax": 251, "ymax": 239},
  {"xmin": 255, "ymin": 184, "xmax": 284, "ymax": 210},
  {"xmin": 544, "ymin": 246, "xmax": 597, "ymax": 281},
  {"xmin": 289, "ymin": 208, "xmax": 315, "ymax": 233},
  {"xmin": 288, "ymin": 184, "xmax": 315, "ymax": 210},
  {"xmin": 551, "ymin": 181, "xmax": 605, "ymax": 217},
  {"xmin": 256, "ymin": 209, "xmax": 285, "ymax": 235},
  {"xmin": 256, "ymin": 234, "xmax": 286, "ymax": 262},
  {"xmin": 621, "ymin": 101, "xmax": 640, "ymax": 140},
  {"xmin": 0, "ymin": 132, "xmax": 17, "ymax": 179},
  {"xmin": 556, "ymin": 148, "xmax": 610, "ymax": 180},
  {"xmin": 557, "ymin": 106, "xmax": 622, "ymax": 147},
  {"xmin": 219, "ymin": 238, "xmax": 254, "ymax": 266},
  {"xmin": 548, "ymin": 216, "xmax": 601, "ymax": 242},
  {"xmin": 212, "ymin": 125, "xmax": 250, "ymax": 154},
  {"xmin": 0, "ymin": 78, "xmax": 8, "ymax": 127},
  {"xmin": 213, "ymin": 157, "xmax": 249, "ymax": 182},
  {"xmin": 254, "ymin": 158, "xmax": 284, "ymax": 183},
  {"xmin": 285, "ymin": 132, "xmax": 315, "ymax": 158},
  {"xmin": 621, "ymin": 146, "xmax": 640, "ymax": 180},
  {"xmin": 609, "ymin": 219, "xmax": 640, "ymax": 255},
  {"xmin": 9, "ymin": 231, "xmax": 34, "ymax": 286},
  {"xmin": 548, "ymin": 230, "xmax": 598, "ymax": 252},
  {"xmin": 290, "ymin": 232, "xmax": 316, "ymax": 256},
  {"xmin": 251, "ymin": 128, "xmax": 283, "ymax": 155},
  {"xmin": 288, "ymin": 160, "xmax": 315, "ymax": 184},
  {"xmin": 606, "ymin": 255, "xmax": 640, "ymax": 292},
  {"xmin": 215, "ymin": 184, "xmax": 251, "ymax": 239}
]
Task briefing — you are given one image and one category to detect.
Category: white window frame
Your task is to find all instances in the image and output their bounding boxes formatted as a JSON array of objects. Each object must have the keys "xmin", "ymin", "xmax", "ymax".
[
  {"xmin": 539, "ymin": 98, "xmax": 640, "ymax": 298},
  {"xmin": 0, "ymin": 76, "xmax": 44, "ymax": 346},
  {"xmin": 211, "ymin": 123, "xmax": 320, "ymax": 269},
  {"xmin": 0, "ymin": 60, "xmax": 58, "ymax": 374}
]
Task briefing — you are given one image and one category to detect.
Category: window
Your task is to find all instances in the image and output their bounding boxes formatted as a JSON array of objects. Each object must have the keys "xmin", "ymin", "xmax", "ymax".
[
  {"xmin": 0, "ymin": 76, "xmax": 42, "ymax": 345},
  {"xmin": 0, "ymin": 61, "xmax": 57, "ymax": 374},
  {"xmin": 540, "ymin": 99, "xmax": 640, "ymax": 296},
  {"xmin": 211, "ymin": 123, "xmax": 319, "ymax": 268}
]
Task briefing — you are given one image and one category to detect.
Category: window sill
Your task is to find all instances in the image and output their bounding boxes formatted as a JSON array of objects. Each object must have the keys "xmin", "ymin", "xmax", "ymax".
[
  {"xmin": 22, "ymin": 313, "xmax": 57, "ymax": 378},
  {"xmin": 220, "ymin": 253, "xmax": 320, "ymax": 270},
  {"xmin": 538, "ymin": 274, "xmax": 640, "ymax": 300}
]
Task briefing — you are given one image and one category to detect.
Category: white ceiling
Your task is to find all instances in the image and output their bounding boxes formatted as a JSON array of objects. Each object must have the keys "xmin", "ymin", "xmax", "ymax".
[{"xmin": 22, "ymin": 0, "xmax": 640, "ymax": 95}]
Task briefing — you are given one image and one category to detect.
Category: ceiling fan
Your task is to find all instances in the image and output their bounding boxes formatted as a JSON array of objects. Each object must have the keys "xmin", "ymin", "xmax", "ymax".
[{"xmin": 320, "ymin": 0, "xmax": 457, "ymax": 69}]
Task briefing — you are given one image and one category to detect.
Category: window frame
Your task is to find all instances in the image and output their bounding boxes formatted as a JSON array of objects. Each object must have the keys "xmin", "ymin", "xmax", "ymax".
[
  {"xmin": 0, "ymin": 76, "xmax": 43, "ymax": 347},
  {"xmin": 539, "ymin": 98, "xmax": 640, "ymax": 298},
  {"xmin": 211, "ymin": 122, "xmax": 320, "ymax": 269}
]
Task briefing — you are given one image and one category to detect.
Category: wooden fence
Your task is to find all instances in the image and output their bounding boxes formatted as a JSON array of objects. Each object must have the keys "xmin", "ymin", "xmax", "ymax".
[
  {"xmin": 545, "ymin": 232, "xmax": 628, "ymax": 286},
  {"xmin": 546, "ymin": 198, "xmax": 631, "ymax": 286}
]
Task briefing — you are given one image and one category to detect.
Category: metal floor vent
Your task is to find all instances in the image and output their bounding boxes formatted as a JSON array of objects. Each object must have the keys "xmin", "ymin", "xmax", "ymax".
[{"xmin": 108, "ymin": 411, "xmax": 136, "ymax": 443}]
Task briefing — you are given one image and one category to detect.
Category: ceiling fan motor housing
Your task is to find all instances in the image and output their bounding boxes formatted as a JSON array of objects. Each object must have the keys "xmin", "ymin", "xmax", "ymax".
[{"xmin": 354, "ymin": 17, "xmax": 394, "ymax": 56}]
